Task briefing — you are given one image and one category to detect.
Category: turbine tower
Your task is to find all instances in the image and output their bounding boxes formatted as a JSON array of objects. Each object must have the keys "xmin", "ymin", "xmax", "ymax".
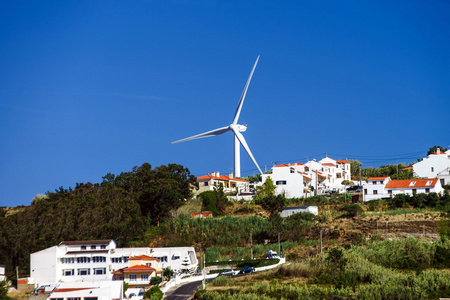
[{"xmin": 172, "ymin": 56, "xmax": 263, "ymax": 177}]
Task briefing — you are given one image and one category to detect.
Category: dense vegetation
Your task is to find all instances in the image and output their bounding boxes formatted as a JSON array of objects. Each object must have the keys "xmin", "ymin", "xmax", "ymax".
[
  {"xmin": 195, "ymin": 238, "xmax": 450, "ymax": 299},
  {"xmin": 0, "ymin": 163, "xmax": 197, "ymax": 278}
]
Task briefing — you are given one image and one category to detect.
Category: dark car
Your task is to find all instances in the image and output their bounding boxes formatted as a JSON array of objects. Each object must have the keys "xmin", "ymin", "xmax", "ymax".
[
  {"xmin": 346, "ymin": 185, "xmax": 362, "ymax": 192},
  {"xmin": 239, "ymin": 266, "xmax": 255, "ymax": 274}
]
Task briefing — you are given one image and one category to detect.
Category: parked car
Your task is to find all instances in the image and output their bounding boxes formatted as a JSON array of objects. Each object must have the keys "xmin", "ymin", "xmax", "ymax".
[
  {"xmin": 218, "ymin": 269, "xmax": 235, "ymax": 276},
  {"xmin": 346, "ymin": 185, "xmax": 362, "ymax": 192},
  {"xmin": 265, "ymin": 250, "xmax": 280, "ymax": 259},
  {"xmin": 239, "ymin": 266, "xmax": 255, "ymax": 274}
]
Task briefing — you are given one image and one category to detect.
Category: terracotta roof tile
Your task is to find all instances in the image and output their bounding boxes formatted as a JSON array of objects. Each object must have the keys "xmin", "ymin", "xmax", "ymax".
[
  {"xmin": 385, "ymin": 178, "xmax": 438, "ymax": 189},
  {"xmin": 368, "ymin": 177, "xmax": 389, "ymax": 181}
]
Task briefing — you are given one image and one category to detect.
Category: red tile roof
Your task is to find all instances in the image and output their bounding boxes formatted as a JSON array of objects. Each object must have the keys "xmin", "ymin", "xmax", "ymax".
[
  {"xmin": 368, "ymin": 177, "xmax": 389, "ymax": 181},
  {"xmin": 113, "ymin": 265, "xmax": 156, "ymax": 274},
  {"xmin": 322, "ymin": 163, "xmax": 335, "ymax": 166},
  {"xmin": 197, "ymin": 174, "xmax": 248, "ymax": 182},
  {"xmin": 274, "ymin": 164, "xmax": 289, "ymax": 168},
  {"xmin": 129, "ymin": 255, "xmax": 159, "ymax": 261},
  {"xmin": 336, "ymin": 160, "xmax": 350, "ymax": 164},
  {"xmin": 385, "ymin": 178, "xmax": 438, "ymax": 189}
]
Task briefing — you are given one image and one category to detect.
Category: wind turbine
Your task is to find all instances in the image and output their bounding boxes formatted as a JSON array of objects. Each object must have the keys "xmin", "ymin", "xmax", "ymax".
[{"xmin": 172, "ymin": 56, "xmax": 263, "ymax": 177}]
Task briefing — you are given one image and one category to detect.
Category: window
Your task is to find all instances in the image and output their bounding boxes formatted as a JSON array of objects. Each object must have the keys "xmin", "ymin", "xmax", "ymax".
[
  {"xmin": 425, "ymin": 188, "xmax": 430, "ymax": 193},
  {"xmin": 290, "ymin": 169, "xmax": 294, "ymax": 173},
  {"xmin": 426, "ymin": 181, "xmax": 433, "ymax": 186},
  {"xmin": 141, "ymin": 274, "xmax": 149, "ymax": 281},
  {"xmin": 84, "ymin": 298, "xmax": 98, "ymax": 300},
  {"xmin": 100, "ymin": 245, "xmax": 106, "ymax": 249},
  {"xmin": 93, "ymin": 268, "xmax": 106, "ymax": 275},
  {"xmin": 158, "ymin": 256, "xmax": 168, "ymax": 262},
  {"xmin": 129, "ymin": 274, "xmax": 137, "ymax": 281},
  {"xmin": 173, "ymin": 256, "xmax": 180, "ymax": 260},
  {"xmin": 146, "ymin": 263, "xmax": 153, "ymax": 267},
  {"xmin": 81, "ymin": 246, "xmax": 87, "ymax": 250},
  {"xmin": 204, "ymin": 182, "xmax": 208, "ymax": 186},
  {"xmin": 388, "ymin": 190, "xmax": 392, "ymax": 194},
  {"xmin": 431, "ymin": 167, "xmax": 434, "ymax": 172},
  {"xmin": 412, "ymin": 189, "xmax": 417, "ymax": 194},
  {"xmin": 409, "ymin": 181, "xmax": 416, "ymax": 187},
  {"xmin": 77, "ymin": 268, "xmax": 90, "ymax": 276},
  {"xmin": 112, "ymin": 257, "xmax": 122, "ymax": 263},
  {"xmin": 373, "ymin": 190, "xmax": 378, "ymax": 195},
  {"xmin": 77, "ymin": 257, "xmax": 91, "ymax": 264},
  {"xmin": 364, "ymin": 189, "xmax": 367, "ymax": 195},
  {"xmin": 123, "ymin": 256, "xmax": 129, "ymax": 263},
  {"xmin": 63, "ymin": 269, "xmax": 74, "ymax": 276},
  {"xmin": 92, "ymin": 256, "xmax": 106, "ymax": 263},
  {"xmin": 62, "ymin": 257, "xmax": 74, "ymax": 264},
  {"xmin": 276, "ymin": 180, "xmax": 287, "ymax": 185},
  {"xmin": 67, "ymin": 298, "xmax": 81, "ymax": 300}
]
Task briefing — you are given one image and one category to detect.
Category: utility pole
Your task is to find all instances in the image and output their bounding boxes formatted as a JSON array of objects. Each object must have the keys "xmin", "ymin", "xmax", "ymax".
[
  {"xmin": 396, "ymin": 158, "xmax": 399, "ymax": 174},
  {"xmin": 250, "ymin": 230, "xmax": 253, "ymax": 260},
  {"xmin": 423, "ymin": 224, "xmax": 425, "ymax": 241},
  {"xmin": 359, "ymin": 162, "xmax": 362, "ymax": 187},
  {"xmin": 320, "ymin": 230, "xmax": 323, "ymax": 253},
  {"xmin": 385, "ymin": 221, "xmax": 388, "ymax": 240},
  {"xmin": 278, "ymin": 232, "xmax": 281, "ymax": 256}
]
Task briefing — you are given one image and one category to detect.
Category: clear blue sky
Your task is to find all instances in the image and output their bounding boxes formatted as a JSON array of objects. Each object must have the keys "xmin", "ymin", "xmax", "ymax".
[{"xmin": 1, "ymin": 1, "xmax": 449, "ymax": 207}]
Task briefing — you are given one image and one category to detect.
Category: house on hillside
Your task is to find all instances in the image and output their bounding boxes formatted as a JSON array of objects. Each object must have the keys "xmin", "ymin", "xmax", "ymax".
[
  {"xmin": 112, "ymin": 255, "xmax": 161, "ymax": 290},
  {"xmin": 413, "ymin": 149, "xmax": 450, "ymax": 178},
  {"xmin": 363, "ymin": 177, "xmax": 391, "ymax": 201},
  {"xmin": 196, "ymin": 172, "xmax": 251, "ymax": 195},
  {"xmin": 46, "ymin": 281, "xmax": 124, "ymax": 300},
  {"xmin": 385, "ymin": 178, "xmax": 444, "ymax": 197},
  {"xmin": 260, "ymin": 157, "xmax": 352, "ymax": 197},
  {"xmin": 261, "ymin": 163, "xmax": 305, "ymax": 198},
  {"xmin": 437, "ymin": 167, "xmax": 450, "ymax": 186},
  {"xmin": 362, "ymin": 178, "xmax": 444, "ymax": 201}
]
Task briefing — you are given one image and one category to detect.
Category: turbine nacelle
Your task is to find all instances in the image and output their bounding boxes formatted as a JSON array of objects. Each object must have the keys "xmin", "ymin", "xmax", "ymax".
[{"xmin": 230, "ymin": 124, "xmax": 247, "ymax": 133}]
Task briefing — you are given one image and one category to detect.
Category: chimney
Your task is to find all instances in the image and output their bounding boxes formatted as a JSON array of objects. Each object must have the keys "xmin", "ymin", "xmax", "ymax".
[
  {"xmin": 211, "ymin": 172, "xmax": 216, "ymax": 177},
  {"xmin": 229, "ymin": 172, "xmax": 233, "ymax": 179},
  {"xmin": 437, "ymin": 148, "xmax": 441, "ymax": 155},
  {"xmin": 216, "ymin": 172, "xmax": 220, "ymax": 177}
]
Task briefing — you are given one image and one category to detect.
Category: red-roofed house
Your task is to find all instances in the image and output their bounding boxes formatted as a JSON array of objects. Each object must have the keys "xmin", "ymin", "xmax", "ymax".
[
  {"xmin": 363, "ymin": 177, "xmax": 391, "ymax": 201},
  {"xmin": 196, "ymin": 172, "xmax": 251, "ymax": 195},
  {"xmin": 112, "ymin": 255, "xmax": 161, "ymax": 289},
  {"xmin": 363, "ymin": 177, "xmax": 444, "ymax": 201}
]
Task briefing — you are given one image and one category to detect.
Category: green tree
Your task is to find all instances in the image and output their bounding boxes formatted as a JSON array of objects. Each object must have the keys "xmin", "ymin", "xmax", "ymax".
[
  {"xmin": 143, "ymin": 285, "xmax": 163, "ymax": 300},
  {"xmin": 199, "ymin": 184, "xmax": 230, "ymax": 217},
  {"xmin": 427, "ymin": 145, "xmax": 447, "ymax": 156},
  {"xmin": 260, "ymin": 194, "xmax": 286, "ymax": 216},
  {"xmin": 0, "ymin": 280, "xmax": 11, "ymax": 300},
  {"xmin": 150, "ymin": 276, "xmax": 162, "ymax": 286},
  {"xmin": 162, "ymin": 268, "xmax": 174, "ymax": 280},
  {"xmin": 254, "ymin": 177, "xmax": 276, "ymax": 202}
]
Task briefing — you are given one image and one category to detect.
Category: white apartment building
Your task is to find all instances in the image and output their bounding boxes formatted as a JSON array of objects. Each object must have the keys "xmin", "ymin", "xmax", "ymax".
[
  {"xmin": 259, "ymin": 157, "xmax": 352, "ymax": 198},
  {"xmin": 363, "ymin": 177, "xmax": 391, "ymax": 201},
  {"xmin": 29, "ymin": 240, "xmax": 197, "ymax": 287},
  {"xmin": 413, "ymin": 149, "xmax": 450, "ymax": 179}
]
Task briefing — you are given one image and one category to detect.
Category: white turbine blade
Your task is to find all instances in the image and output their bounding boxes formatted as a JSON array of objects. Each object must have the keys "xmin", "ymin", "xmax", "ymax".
[
  {"xmin": 172, "ymin": 126, "xmax": 230, "ymax": 144},
  {"xmin": 232, "ymin": 128, "xmax": 263, "ymax": 174},
  {"xmin": 232, "ymin": 55, "xmax": 260, "ymax": 125}
]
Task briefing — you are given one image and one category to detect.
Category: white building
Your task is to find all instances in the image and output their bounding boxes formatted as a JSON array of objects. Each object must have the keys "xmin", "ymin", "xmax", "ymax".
[
  {"xmin": 260, "ymin": 157, "xmax": 352, "ymax": 198},
  {"xmin": 46, "ymin": 281, "xmax": 124, "ymax": 300},
  {"xmin": 363, "ymin": 177, "xmax": 391, "ymax": 201},
  {"xmin": 29, "ymin": 240, "xmax": 197, "ymax": 288},
  {"xmin": 196, "ymin": 172, "xmax": 251, "ymax": 195},
  {"xmin": 413, "ymin": 149, "xmax": 450, "ymax": 178},
  {"xmin": 0, "ymin": 265, "xmax": 5, "ymax": 281},
  {"xmin": 437, "ymin": 167, "xmax": 450, "ymax": 186},
  {"xmin": 261, "ymin": 163, "xmax": 305, "ymax": 198},
  {"xmin": 280, "ymin": 206, "xmax": 318, "ymax": 217},
  {"xmin": 363, "ymin": 178, "xmax": 444, "ymax": 201},
  {"xmin": 385, "ymin": 178, "xmax": 444, "ymax": 197}
]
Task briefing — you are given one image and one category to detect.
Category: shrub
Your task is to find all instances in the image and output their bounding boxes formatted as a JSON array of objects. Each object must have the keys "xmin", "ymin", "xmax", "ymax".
[
  {"xmin": 341, "ymin": 204, "xmax": 363, "ymax": 218},
  {"xmin": 143, "ymin": 285, "xmax": 163, "ymax": 300},
  {"xmin": 150, "ymin": 276, "xmax": 162, "ymax": 286}
]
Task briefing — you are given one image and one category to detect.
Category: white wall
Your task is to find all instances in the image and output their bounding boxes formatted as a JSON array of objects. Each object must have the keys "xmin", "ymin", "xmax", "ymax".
[
  {"xmin": 261, "ymin": 166, "xmax": 304, "ymax": 198},
  {"xmin": 413, "ymin": 153, "xmax": 450, "ymax": 178},
  {"xmin": 30, "ymin": 246, "xmax": 58, "ymax": 286}
]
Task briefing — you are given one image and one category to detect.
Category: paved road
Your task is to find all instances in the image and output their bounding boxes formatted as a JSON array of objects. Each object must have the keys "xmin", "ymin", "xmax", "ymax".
[
  {"xmin": 164, "ymin": 274, "xmax": 252, "ymax": 300},
  {"xmin": 164, "ymin": 279, "xmax": 210, "ymax": 300}
]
